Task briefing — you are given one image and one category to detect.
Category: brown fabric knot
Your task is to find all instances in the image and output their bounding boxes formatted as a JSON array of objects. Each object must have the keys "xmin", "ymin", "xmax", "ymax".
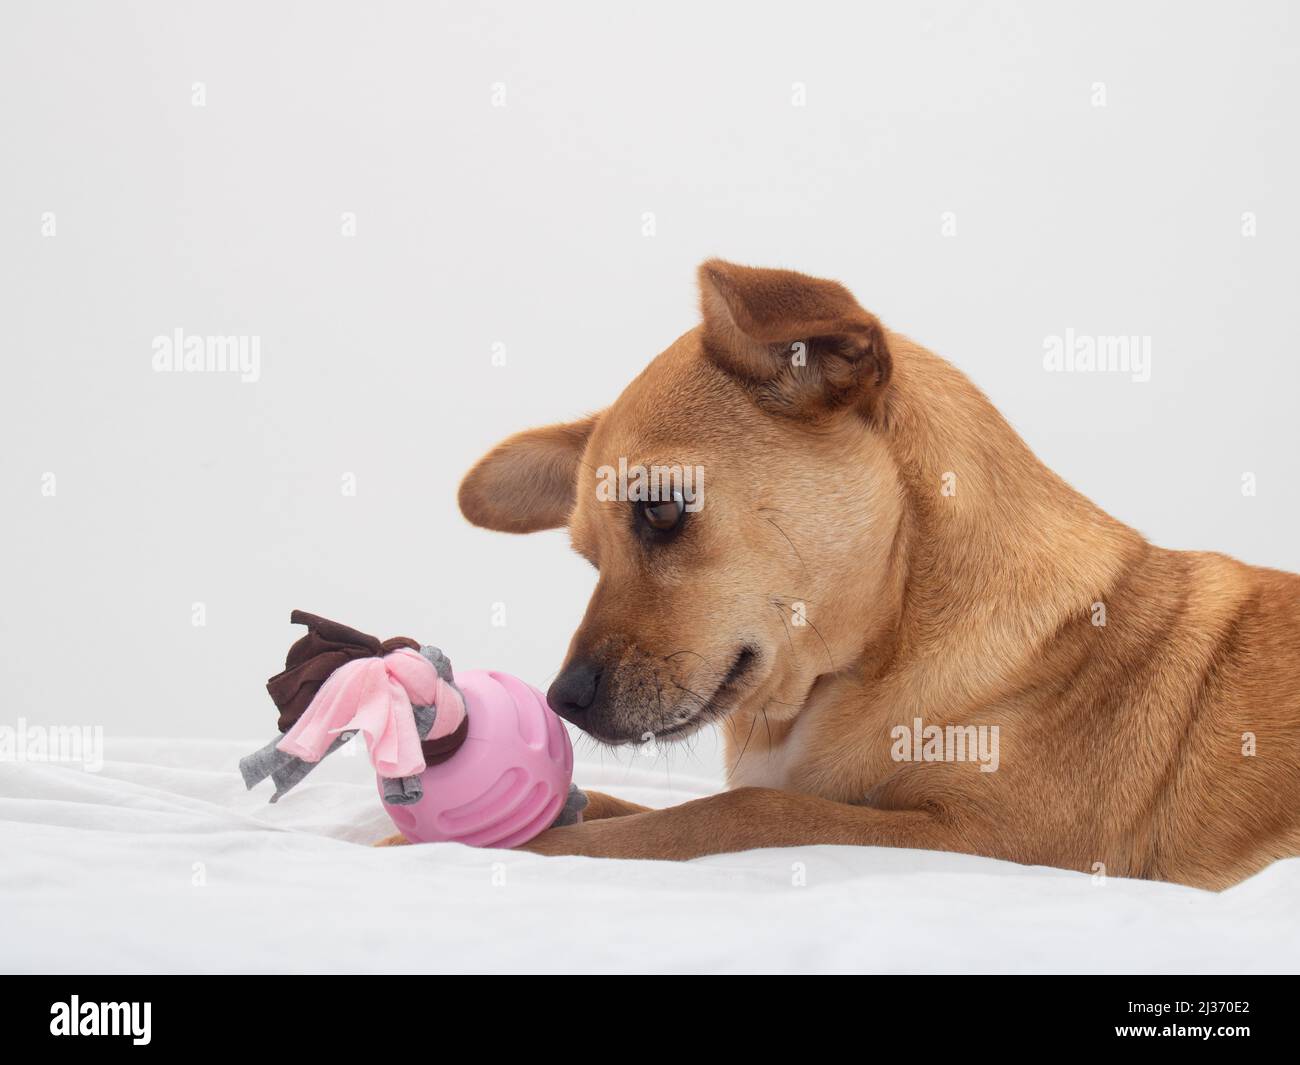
[{"xmin": 266, "ymin": 611, "xmax": 462, "ymax": 765}]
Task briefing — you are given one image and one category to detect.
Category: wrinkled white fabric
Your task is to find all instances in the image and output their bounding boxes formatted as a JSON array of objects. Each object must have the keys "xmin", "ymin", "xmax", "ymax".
[{"xmin": 2, "ymin": 738, "xmax": 1296, "ymax": 974}]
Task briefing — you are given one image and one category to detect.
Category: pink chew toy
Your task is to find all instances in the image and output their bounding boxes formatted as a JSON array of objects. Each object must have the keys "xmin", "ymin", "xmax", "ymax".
[
  {"xmin": 379, "ymin": 670, "xmax": 574, "ymax": 848},
  {"xmin": 239, "ymin": 610, "xmax": 582, "ymax": 847}
]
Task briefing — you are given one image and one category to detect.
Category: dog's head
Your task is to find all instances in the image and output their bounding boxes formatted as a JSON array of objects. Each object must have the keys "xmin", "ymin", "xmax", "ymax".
[{"xmin": 458, "ymin": 261, "xmax": 906, "ymax": 745}]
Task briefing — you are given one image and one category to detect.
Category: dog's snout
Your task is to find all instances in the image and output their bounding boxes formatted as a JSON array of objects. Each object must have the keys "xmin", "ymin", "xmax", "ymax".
[{"xmin": 547, "ymin": 659, "xmax": 605, "ymax": 726}]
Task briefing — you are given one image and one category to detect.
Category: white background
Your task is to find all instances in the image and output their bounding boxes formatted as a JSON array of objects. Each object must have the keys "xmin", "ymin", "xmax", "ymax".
[{"xmin": 3, "ymin": 1, "xmax": 1297, "ymax": 784}]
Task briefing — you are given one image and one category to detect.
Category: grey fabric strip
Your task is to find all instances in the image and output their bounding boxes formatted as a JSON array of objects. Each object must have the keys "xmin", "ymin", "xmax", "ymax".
[
  {"xmin": 551, "ymin": 783, "xmax": 589, "ymax": 828},
  {"xmin": 238, "ymin": 731, "xmax": 356, "ymax": 804}
]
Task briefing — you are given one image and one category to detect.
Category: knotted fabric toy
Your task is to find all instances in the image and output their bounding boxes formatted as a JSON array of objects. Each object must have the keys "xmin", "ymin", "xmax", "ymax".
[{"xmin": 241, "ymin": 611, "xmax": 584, "ymax": 847}]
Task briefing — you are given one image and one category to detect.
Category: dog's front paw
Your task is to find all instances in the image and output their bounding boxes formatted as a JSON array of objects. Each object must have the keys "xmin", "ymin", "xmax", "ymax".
[
  {"xmin": 576, "ymin": 790, "xmax": 651, "ymax": 821},
  {"xmin": 374, "ymin": 832, "xmax": 412, "ymax": 847}
]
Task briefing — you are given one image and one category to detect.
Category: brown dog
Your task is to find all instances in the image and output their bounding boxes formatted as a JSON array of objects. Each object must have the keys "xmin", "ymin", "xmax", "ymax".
[{"xmin": 394, "ymin": 260, "xmax": 1300, "ymax": 890}]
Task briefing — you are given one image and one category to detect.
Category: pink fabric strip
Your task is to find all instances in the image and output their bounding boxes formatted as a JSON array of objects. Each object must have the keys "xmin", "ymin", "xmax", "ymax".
[
  {"xmin": 276, "ymin": 648, "xmax": 463, "ymax": 778},
  {"xmin": 426, "ymin": 677, "xmax": 465, "ymax": 738}
]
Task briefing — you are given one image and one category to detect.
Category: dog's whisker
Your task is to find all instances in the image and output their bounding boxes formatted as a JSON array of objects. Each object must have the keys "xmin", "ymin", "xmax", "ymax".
[
  {"xmin": 670, "ymin": 681, "xmax": 712, "ymax": 709},
  {"xmin": 758, "ymin": 513, "xmax": 809, "ymax": 576},
  {"xmin": 729, "ymin": 705, "xmax": 761, "ymax": 776},
  {"xmin": 771, "ymin": 602, "xmax": 796, "ymax": 656},
  {"xmin": 802, "ymin": 615, "xmax": 838, "ymax": 673},
  {"xmin": 662, "ymin": 648, "xmax": 713, "ymax": 666}
]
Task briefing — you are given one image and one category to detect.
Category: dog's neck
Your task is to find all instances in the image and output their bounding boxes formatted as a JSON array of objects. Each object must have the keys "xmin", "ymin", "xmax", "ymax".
[
  {"xmin": 871, "ymin": 333, "xmax": 1144, "ymax": 704},
  {"xmin": 726, "ymin": 333, "xmax": 1148, "ymax": 784}
]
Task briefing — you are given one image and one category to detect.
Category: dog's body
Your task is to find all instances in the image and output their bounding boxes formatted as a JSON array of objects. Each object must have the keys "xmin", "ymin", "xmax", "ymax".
[{"xmin": 401, "ymin": 262, "xmax": 1300, "ymax": 889}]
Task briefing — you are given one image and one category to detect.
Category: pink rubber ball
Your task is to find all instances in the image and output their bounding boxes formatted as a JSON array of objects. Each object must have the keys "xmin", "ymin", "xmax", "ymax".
[{"xmin": 378, "ymin": 670, "xmax": 574, "ymax": 848}]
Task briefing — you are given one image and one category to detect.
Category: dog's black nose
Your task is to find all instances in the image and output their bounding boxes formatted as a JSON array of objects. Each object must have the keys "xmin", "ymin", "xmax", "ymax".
[{"xmin": 547, "ymin": 660, "xmax": 604, "ymax": 726}]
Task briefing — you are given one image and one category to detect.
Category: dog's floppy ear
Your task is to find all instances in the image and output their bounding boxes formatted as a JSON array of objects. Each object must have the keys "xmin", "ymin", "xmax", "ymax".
[
  {"xmin": 458, "ymin": 414, "xmax": 599, "ymax": 533},
  {"xmin": 698, "ymin": 259, "xmax": 891, "ymax": 419}
]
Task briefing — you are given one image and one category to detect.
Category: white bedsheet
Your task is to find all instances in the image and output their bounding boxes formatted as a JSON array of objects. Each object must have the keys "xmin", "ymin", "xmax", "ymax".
[{"xmin": 1, "ymin": 738, "xmax": 1297, "ymax": 974}]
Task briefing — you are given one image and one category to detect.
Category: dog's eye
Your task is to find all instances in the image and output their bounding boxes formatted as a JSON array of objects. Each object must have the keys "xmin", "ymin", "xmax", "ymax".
[{"xmin": 638, "ymin": 494, "xmax": 685, "ymax": 534}]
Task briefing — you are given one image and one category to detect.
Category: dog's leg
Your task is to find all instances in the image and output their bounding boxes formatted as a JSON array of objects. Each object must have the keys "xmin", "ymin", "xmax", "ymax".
[
  {"xmin": 373, "ymin": 790, "xmax": 651, "ymax": 848},
  {"xmin": 519, "ymin": 787, "xmax": 983, "ymax": 861}
]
